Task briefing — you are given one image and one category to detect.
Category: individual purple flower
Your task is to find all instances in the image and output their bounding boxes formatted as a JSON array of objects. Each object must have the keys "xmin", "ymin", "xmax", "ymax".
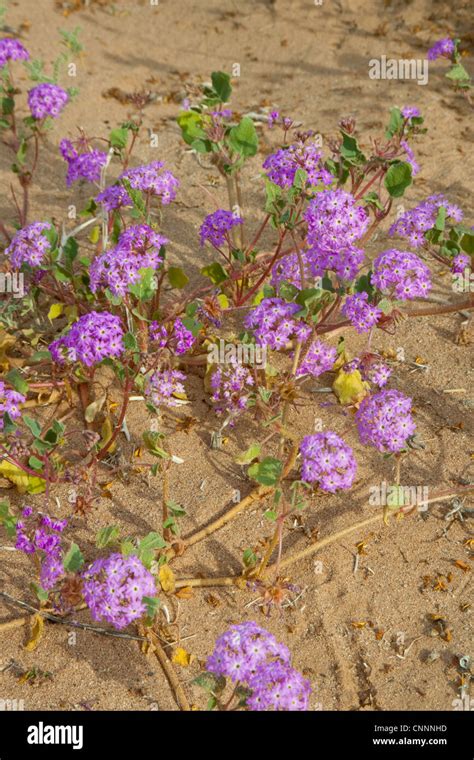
[
  {"xmin": 372, "ymin": 249, "xmax": 431, "ymax": 300},
  {"xmin": 300, "ymin": 431, "xmax": 357, "ymax": 493},
  {"xmin": 247, "ymin": 659, "xmax": 311, "ymax": 711},
  {"xmin": 59, "ymin": 139, "xmax": 108, "ymax": 186},
  {"xmin": 5, "ymin": 222, "xmax": 52, "ymax": 268},
  {"xmin": 389, "ymin": 194, "xmax": 463, "ymax": 248},
  {"xmin": 145, "ymin": 368, "xmax": 187, "ymax": 408},
  {"xmin": 355, "ymin": 389, "xmax": 415, "ymax": 453},
  {"xmin": 28, "ymin": 83, "xmax": 68, "ymax": 119},
  {"xmin": 49, "ymin": 311, "xmax": 125, "ymax": 367},
  {"xmin": 341, "ymin": 292, "xmax": 382, "ymax": 333},
  {"xmin": 267, "ymin": 110, "xmax": 279, "ymax": 127},
  {"xmin": 40, "ymin": 554, "xmax": 65, "ymax": 591},
  {"xmin": 0, "ymin": 38, "xmax": 29, "ymax": 66},
  {"xmin": 401, "ymin": 106, "xmax": 420, "ymax": 119},
  {"xmin": 363, "ymin": 361, "xmax": 392, "ymax": 388},
  {"xmin": 0, "ymin": 381, "xmax": 25, "ymax": 429},
  {"xmin": 244, "ymin": 298, "xmax": 311, "ymax": 350},
  {"xmin": 199, "ymin": 209, "xmax": 243, "ymax": 248},
  {"xmin": 149, "ymin": 319, "xmax": 195, "ymax": 356},
  {"xmin": 120, "ymin": 161, "xmax": 179, "ymax": 205},
  {"xmin": 263, "ymin": 140, "xmax": 332, "ymax": 189},
  {"xmin": 210, "ymin": 357, "xmax": 254, "ymax": 418},
  {"xmin": 206, "ymin": 622, "xmax": 291, "ymax": 684},
  {"xmin": 451, "ymin": 253, "xmax": 470, "ymax": 275},
  {"xmin": 89, "ymin": 224, "xmax": 167, "ymax": 297},
  {"xmin": 81, "ymin": 553, "xmax": 157, "ymax": 630},
  {"xmin": 96, "ymin": 184, "xmax": 132, "ymax": 211},
  {"xmin": 400, "ymin": 140, "xmax": 419, "ymax": 176},
  {"xmin": 427, "ymin": 38, "xmax": 455, "ymax": 61},
  {"xmin": 297, "ymin": 339, "xmax": 336, "ymax": 378}
]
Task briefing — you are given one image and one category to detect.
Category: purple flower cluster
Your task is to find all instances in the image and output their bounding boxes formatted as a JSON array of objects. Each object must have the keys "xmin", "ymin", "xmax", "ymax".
[
  {"xmin": 347, "ymin": 358, "xmax": 392, "ymax": 388},
  {"xmin": 149, "ymin": 319, "xmax": 195, "ymax": 356},
  {"xmin": 271, "ymin": 251, "xmax": 314, "ymax": 291},
  {"xmin": 427, "ymin": 38, "xmax": 455, "ymax": 61},
  {"xmin": 49, "ymin": 311, "xmax": 125, "ymax": 367},
  {"xmin": 121, "ymin": 161, "xmax": 179, "ymax": 205},
  {"xmin": 59, "ymin": 139, "xmax": 108, "ymax": 186},
  {"xmin": 355, "ymin": 389, "xmax": 415, "ymax": 453},
  {"xmin": 16, "ymin": 507, "xmax": 67, "ymax": 591},
  {"xmin": 89, "ymin": 224, "xmax": 167, "ymax": 297},
  {"xmin": 244, "ymin": 298, "xmax": 310, "ymax": 350},
  {"xmin": 401, "ymin": 106, "xmax": 421, "ymax": 119},
  {"xmin": 304, "ymin": 189, "xmax": 369, "ymax": 281},
  {"xmin": 0, "ymin": 381, "xmax": 25, "ymax": 429},
  {"xmin": 372, "ymin": 249, "xmax": 431, "ymax": 300},
  {"xmin": 145, "ymin": 368, "xmax": 186, "ymax": 408},
  {"xmin": 305, "ymin": 189, "xmax": 369, "ymax": 249},
  {"xmin": 5, "ymin": 222, "xmax": 52, "ymax": 268},
  {"xmin": 96, "ymin": 184, "xmax": 132, "ymax": 212},
  {"xmin": 389, "ymin": 195, "xmax": 463, "ymax": 248},
  {"xmin": 452, "ymin": 253, "xmax": 470, "ymax": 274},
  {"xmin": 210, "ymin": 358, "xmax": 254, "ymax": 418},
  {"xmin": 0, "ymin": 38, "xmax": 29, "ymax": 66},
  {"xmin": 81, "ymin": 553, "xmax": 156, "ymax": 630},
  {"xmin": 206, "ymin": 621, "xmax": 311, "ymax": 711},
  {"xmin": 341, "ymin": 292, "xmax": 382, "ymax": 333},
  {"xmin": 199, "ymin": 209, "xmax": 243, "ymax": 248},
  {"xmin": 28, "ymin": 83, "xmax": 68, "ymax": 119},
  {"xmin": 296, "ymin": 339, "xmax": 336, "ymax": 378},
  {"xmin": 300, "ymin": 432, "xmax": 357, "ymax": 492},
  {"xmin": 263, "ymin": 140, "xmax": 332, "ymax": 188}
]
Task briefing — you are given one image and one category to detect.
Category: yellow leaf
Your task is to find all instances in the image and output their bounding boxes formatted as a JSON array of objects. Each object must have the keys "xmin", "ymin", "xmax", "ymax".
[
  {"xmin": 159, "ymin": 564, "xmax": 176, "ymax": 593},
  {"xmin": 47, "ymin": 303, "xmax": 64, "ymax": 321},
  {"xmin": 172, "ymin": 646, "xmax": 192, "ymax": 667},
  {"xmin": 0, "ymin": 461, "xmax": 46, "ymax": 494},
  {"xmin": 175, "ymin": 586, "xmax": 193, "ymax": 599},
  {"xmin": 217, "ymin": 293, "xmax": 229, "ymax": 309},
  {"xmin": 0, "ymin": 329, "xmax": 16, "ymax": 373},
  {"xmin": 100, "ymin": 416, "xmax": 117, "ymax": 454},
  {"xmin": 25, "ymin": 614, "xmax": 44, "ymax": 651},
  {"xmin": 332, "ymin": 368, "xmax": 369, "ymax": 405},
  {"xmin": 89, "ymin": 225, "xmax": 101, "ymax": 244}
]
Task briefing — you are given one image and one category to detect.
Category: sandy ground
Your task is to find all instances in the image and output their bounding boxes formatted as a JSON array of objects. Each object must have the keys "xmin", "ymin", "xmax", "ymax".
[{"xmin": 0, "ymin": 0, "xmax": 473, "ymax": 711}]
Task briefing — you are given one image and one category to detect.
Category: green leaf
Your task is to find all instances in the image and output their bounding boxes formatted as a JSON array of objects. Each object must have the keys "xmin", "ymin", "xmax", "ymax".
[
  {"xmin": 96, "ymin": 525, "xmax": 121, "ymax": 549},
  {"xmin": 460, "ymin": 233, "xmax": 474, "ymax": 255},
  {"xmin": 177, "ymin": 111, "xmax": 206, "ymax": 145},
  {"xmin": 211, "ymin": 71, "xmax": 232, "ymax": 102},
  {"xmin": 23, "ymin": 415, "xmax": 42, "ymax": 438},
  {"xmin": 385, "ymin": 107, "xmax": 403, "ymax": 138},
  {"xmin": 31, "ymin": 582, "xmax": 49, "ymax": 603},
  {"xmin": 0, "ymin": 501, "xmax": 17, "ymax": 539},
  {"xmin": 5, "ymin": 369, "xmax": 29, "ymax": 395},
  {"xmin": 123, "ymin": 332, "xmax": 139, "ymax": 350},
  {"xmin": 434, "ymin": 205, "xmax": 446, "ymax": 231},
  {"xmin": 138, "ymin": 531, "xmax": 166, "ymax": 553},
  {"xmin": 228, "ymin": 116, "xmax": 258, "ymax": 157},
  {"xmin": 63, "ymin": 543, "xmax": 84, "ymax": 573},
  {"xmin": 28, "ymin": 456, "xmax": 44, "ymax": 472},
  {"xmin": 109, "ymin": 127, "xmax": 129, "ymax": 149},
  {"xmin": 446, "ymin": 62, "xmax": 471, "ymax": 82},
  {"xmin": 340, "ymin": 131, "xmax": 366, "ymax": 165},
  {"xmin": 201, "ymin": 262, "xmax": 228, "ymax": 285},
  {"xmin": 128, "ymin": 267, "xmax": 157, "ymax": 301},
  {"xmin": 167, "ymin": 266, "xmax": 189, "ymax": 289},
  {"xmin": 235, "ymin": 443, "xmax": 261, "ymax": 465},
  {"xmin": 143, "ymin": 596, "xmax": 160, "ymax": 620},
  {"xmin": 384, "ymin": 161, "xmax": 412, "ymax": 198},
  {"xmin": 248, "ymin": 456, "xmax": 282, "ymax": 486}
]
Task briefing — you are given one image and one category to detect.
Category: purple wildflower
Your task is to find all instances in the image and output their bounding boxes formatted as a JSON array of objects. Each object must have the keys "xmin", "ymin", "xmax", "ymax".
[
  {"xmin": 244, "ymin": 298, "xmax": 311, "ymax": 350},
  {"xmin": 28, "ymin": 83, "xmax": 68, "ymax": 119},
  {"xmin": 199, "ymin": 209, "xmax": 243, "ymax": 248},
  {"xmin": 81, "ymin": 553, "xmax": 156, "ymax": 630},
  {"xmin": 120, "ymin": 161, "xmax": 179, "ymax": 205},
  {"xmin": 0, "ymin": 381, "xmax": 25, "ymax": 429},
  {"xmin": 263, "ymin": 140, "xmax": 332, "ymax": 188},
  {"xmin": 372, "ymin": 249, "xmax": 431, "ymax": 300},
  {"xmin": 300, "ymin": 431, "xmax": 357, "ymax": 492},
  {"xmin": 341, "ymin": 292, "xmax": 382, "ymax": 333},
  {"xmin": 49, "ymin": 311, "xmax": 125, "ymax": 367},
  {"xmin": 149, "ymin": 319, "xmax": 195, "ymax": 356},
  {"xmin": 389, "ymin": 194, "xmax": 463, "ymax": 248},
  {"xmin": 400, "ymin": 140, "xmax": 419, "ymax": 176},
  {"xmin": 210, "ymin": 357, "xmax": 254, "ymax": 418},
  {"xmin": 96, "ymin": 184, "xmax": 132, "ymax": 211},
  {"xmin": 206, "ymin": 622, "xmax": 291, "ymax": 683},
  {"xmin": 5, "ymin": 222, "xmax": 52, "ymax": 268},
  {"xmin": 89, "ymin": 224, "xmax": 167, "ymax": 297},
  {"xmin": 297, "ymin": 339, "xmax": 336, "ymax": 378},
  {"xmin": 59, "ymin": 139, "xmax": 108, "ymax": 186},
  {"xmin": 16, "ymin": 507, "xmax": 67, "ymax": 557},
  {"xmin": 0, "ymin": 38, "xmax": 29, "ymax": 66},
  {"xmin": 145, "ymin": 368, "xmax": 187, "ymax": 408},
  {"xmin": 401, "ymin": 106, "xmax": 421, "ymax": 119},
  {"xmin": 451, "ymin": 253, "xmax": 470, "ymax": 275},
  {"xmin": 355, "ymin": 389, "xmax": 415, "ymax": 453},
  {"xmin": 247, "ymin": 659, "xmax": 311, "ymax": 711},
  {"xmin": 427, "ymin": 38, "xmax": 455, "ymax": 61}
]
